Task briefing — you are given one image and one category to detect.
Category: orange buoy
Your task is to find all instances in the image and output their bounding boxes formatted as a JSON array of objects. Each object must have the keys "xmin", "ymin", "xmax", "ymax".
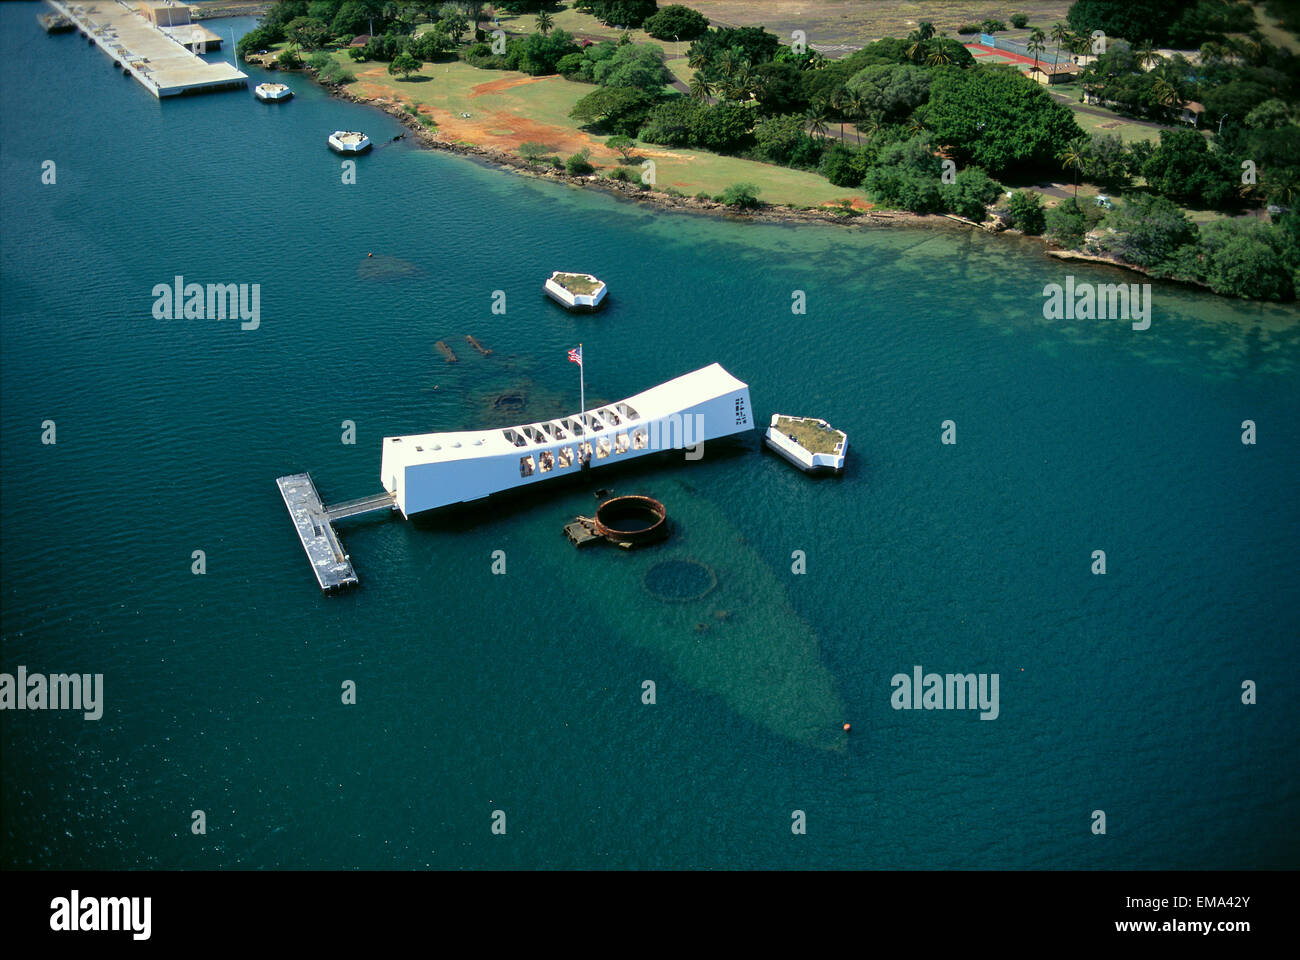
[
  {"xmin": 842, "ymin": 723, "xmax": 852, "ymax": 732},
  {"xmin": 367, "ymin": 252, "xmax": 373, "ymax": 257}
]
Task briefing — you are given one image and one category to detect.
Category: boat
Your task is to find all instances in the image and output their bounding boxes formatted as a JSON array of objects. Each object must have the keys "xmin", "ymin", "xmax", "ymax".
[
  {"xmin": 254, "ymin": 82, "xmax": 292, "ymax": 101},
  {"xmin": 543, "ymin": 271, "xmax": 607, "ymax": 311},
  {"xmin": 764, "ymin": 414, "xmax": 847, "ymax": 473},
  {"xmin": 380, "ymin": 363, "xmax": 753, "ymax": 516},
  {"xmin": 38, "ymin": 12, "xmax": 74, "ymax": 33},
  {"xmin": 328, "ymin": 130, "xmax": 371, "ymax": 153}
]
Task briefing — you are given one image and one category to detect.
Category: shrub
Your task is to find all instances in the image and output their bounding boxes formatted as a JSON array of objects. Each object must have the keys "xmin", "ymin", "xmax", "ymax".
[
  {"xmin": 306, "ymin": 51, "xmax": 332, "ymax": 71},
  {"xmin": 639, "ymin": 98, "xmax": 703, "ymax": 146},
  {"xmin": 956, "ymin": 23, "xmax": 981, "ymax": 34},
  {"xmin": 606, "ymin": 135, "xmax": 637, "ymax": 161},
  {"xmin": 566, "ymin": 149, "xmax": 595, "ymax": 175},
  {"xmin": 690, "ymin": 102, "xmax": 753, "ymax": 152},
  {"xmin": 556, "ymin": 52, "xmax": 588, "ymax": 77},
  {"xmin": 388, "ymin": 51, "xmax": 420, "ymax": 79},
  {"xmin": 1098, "ymin": 193, "xmax": 1199, "ymax": 269},
  {"xmin": 518, "ymin": 141, "xmax": 551, "ymax": 165},
  {"xmin": 1044, "ymin": 198, "xmax": 1089, "ymax": 247},
  {"xmin": 754, "ymin": 113, "xmax": 823, "ymax": 167},
  {"xmin": 941, "ymin": 167, "xmax": 1003, "ymax": 221},
  {"xmin": 820, "ymin": 144, "xmax": 869, "ymax": 187},
  {"xmin": 1005, "ymin": 190, "xmax": 1046, "ymax": 234},
  {"xmin": 1010, "ymin": 13, "xmax": 1029, "ymax": 29},
  {"xmin": 277, "ymin": 47, "xmax": 303, "ymax": 70},
  {"xmin": 980, "ymin": 19, "xmax": 1006, "ymax": 33},
  {"xmin": 1199, "ymin": 221, "xmax": 1295, "ymax": 301},
  {"xmin": 609, "ymin": 166, "xmax": 632, "ymax": 181},
  {"xmin": 722, "ymin": 182, "xmax": 761, "ymax": 209},
  {"xmin": 694, "ymin": 191, "xmax": 712, "ymax": 201}
]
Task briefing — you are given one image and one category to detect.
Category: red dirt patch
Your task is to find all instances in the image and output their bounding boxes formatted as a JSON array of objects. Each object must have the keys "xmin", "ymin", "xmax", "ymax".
[
  {"xmin": 470, "ymin": 74, "xmax": 557, "ymax": 97},
  {"xmin": 822, "ymin": 197, "xmax": 874, "ymax": 211}
]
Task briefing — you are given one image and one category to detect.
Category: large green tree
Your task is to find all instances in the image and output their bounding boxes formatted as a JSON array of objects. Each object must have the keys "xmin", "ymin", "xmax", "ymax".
[
  {"xmin": 843, "ymin": 63, "xmax": 932, "ymax": 124},
  {"xmin": 643, "ymin": 4, "xmax": 709, "ymax": 41},
  {"xmin": 917, "ymin": 66, "xmax": 1084, "ymax": 176},
  {"xmin": 569, "ymin": 86, "xmax": 657, "ymax": 135},
  {"xmin": 586, "ymin": 0, "xmax": 659, "ymax": 28},
  {"xmin": 593, "ymin": 43, "xmax": 671, "ymax": 91},
  {"xmin": 1141, "ymin": 128, "xmax": 1237, "ymax": 209}
]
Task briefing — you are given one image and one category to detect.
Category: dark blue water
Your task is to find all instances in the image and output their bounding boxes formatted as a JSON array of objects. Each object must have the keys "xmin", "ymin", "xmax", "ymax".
[{"xmin": 3, "ymin": 5, "xmax": 1297, "ymax": 869}]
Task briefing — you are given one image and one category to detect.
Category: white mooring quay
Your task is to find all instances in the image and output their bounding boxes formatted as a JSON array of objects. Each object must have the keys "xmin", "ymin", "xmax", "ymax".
[
  {"xmin": 46, "ymin": 0, "xmax": 247, "ymax": 98},
  {"xmin": 276, "ymin": 474, "xmax": 395, "ymax": 591}
]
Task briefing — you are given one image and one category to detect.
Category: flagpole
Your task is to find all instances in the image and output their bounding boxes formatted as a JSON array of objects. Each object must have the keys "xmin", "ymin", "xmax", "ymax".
[{"xmin": 578, "ymin": 342, "xmax": 586, "ymax": 461}]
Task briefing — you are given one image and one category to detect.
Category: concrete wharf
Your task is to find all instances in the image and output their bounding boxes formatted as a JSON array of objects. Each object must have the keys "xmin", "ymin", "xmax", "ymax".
[{"xmin": 46, "ymin": 0, "xmax": 246, "ymax": 98}]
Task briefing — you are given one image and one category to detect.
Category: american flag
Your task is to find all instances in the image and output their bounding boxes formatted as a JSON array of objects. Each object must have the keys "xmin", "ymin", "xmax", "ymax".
[{"xmin": 568, "ymin": 345, "xmax": 582, "ymax": 366}]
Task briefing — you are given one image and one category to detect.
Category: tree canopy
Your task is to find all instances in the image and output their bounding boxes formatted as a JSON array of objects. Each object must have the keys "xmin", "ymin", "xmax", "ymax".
[{"xmin": 918, "ymin": 66, "xmax": 1084, "ymax": 176}]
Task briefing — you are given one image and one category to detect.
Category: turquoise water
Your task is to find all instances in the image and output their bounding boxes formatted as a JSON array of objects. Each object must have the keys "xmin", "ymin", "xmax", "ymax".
[{"xmin": 2, "ymin": 6, "xmax": 1297, "ymax": 869}]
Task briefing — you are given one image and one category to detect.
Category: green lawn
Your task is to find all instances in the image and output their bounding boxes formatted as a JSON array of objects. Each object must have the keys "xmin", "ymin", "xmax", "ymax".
[
  {"xmin": 775, "ymin": 416, "xmax": 845, "ymax": 455},
  {"xmin": 1047, "ymin": 90, "xmax": 1172, "ymax": 145},
  {"xmin": 322, "ymin": 50, "xmax": 869, "ymax": 209}
]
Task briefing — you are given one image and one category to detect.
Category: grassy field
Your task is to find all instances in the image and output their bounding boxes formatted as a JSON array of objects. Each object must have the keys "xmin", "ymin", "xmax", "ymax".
[
  {"xmin": 1049, "ymin": 92, "xmax": 1171, "ymax": 144},
  {"xmin": 687, "ymin": 0, "xmax": 1073, "ymax": 49},
  {"xmin": 325, "ymin": 51, "xmax": 869, "ymax": 208}
]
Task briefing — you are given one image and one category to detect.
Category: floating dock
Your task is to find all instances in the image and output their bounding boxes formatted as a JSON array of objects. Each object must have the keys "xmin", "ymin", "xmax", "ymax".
[
  {"xmin": 276, "ymin": 474, "xmax": 395, "ymax": 591},
  {"xmin": 46, "ymin": 0, "xmax": 246, "ymax": 98}
]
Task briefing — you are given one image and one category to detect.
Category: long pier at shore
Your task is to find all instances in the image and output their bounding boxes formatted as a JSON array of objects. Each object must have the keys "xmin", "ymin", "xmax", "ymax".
[{"xmin": 46, "ymin": 0, "xmax": 246, "ymax": 98}]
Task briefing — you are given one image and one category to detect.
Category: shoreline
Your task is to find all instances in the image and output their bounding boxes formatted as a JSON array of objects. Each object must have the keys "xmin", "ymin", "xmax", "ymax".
[
  {"xmin": 314, "ymin": 74, "xmax": 1223, "ymax": 296},
  {"xmin": 325, "ymin": 79, "xmax": 955, "ymax": 230}
]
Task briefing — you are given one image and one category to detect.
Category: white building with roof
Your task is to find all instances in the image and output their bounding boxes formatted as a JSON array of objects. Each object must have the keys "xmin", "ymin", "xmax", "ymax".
[{"xmin": 380, "ymin": 364, "xmax": 754, "ymax": 516}]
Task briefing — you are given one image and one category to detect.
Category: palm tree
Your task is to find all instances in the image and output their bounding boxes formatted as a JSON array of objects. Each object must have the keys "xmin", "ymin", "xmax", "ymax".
[
  {"xmin": 535, "ymin": 11, "xmax": 553, "ymax": 35},
  {"xmin": 846, "ymin": 91, "xmax": 867, "ymax": 144},
  {"xmin": 1151, "ymin": 78, "xmax": 1181, "ymax": 120},
  {"xmin": 688, "ymin": 74, "xmax": 713, "ymax": 103},
  {"xmin": 805, "ymin": 100, "xmax": 830, "ymax": 140},
  {"xmin": 926, "ymin": 42, "xmax": 954, "ymax": 66},
  {"xmin": 1057, "ymin": 138, "xmax": 1087, "ymax": 199},
  {"xmin": 1050, "ymin": 22, "xmax": 1070, "ymax": 69},
  {"xmin": 860, "ymin": 113, "xmax": 882, "ymax": 142},
  {"xmin": 830, "ymin": 86, "xmax": 848, "ymax": 139},
  {"xmin": 1135, "ymin": 39, "xmax": 1160, "ymax": 71},
  {"xmin": 904, "ymin": 21, "xmax": 935, "ymax": 62},
  {"xmin": 716, "ymin": 47, "xmax": 741, "ymax": 81},
  {"xmin": 733, "ymin": 63, "xmax": 755, "ymax": 102},
  {"xmin": 687, "ymin": 47, "xmax": 708, "ymax": 71},
  {"xmin": 1028, "ymin": 28, "xmax": 1046, "ymax": 73}
]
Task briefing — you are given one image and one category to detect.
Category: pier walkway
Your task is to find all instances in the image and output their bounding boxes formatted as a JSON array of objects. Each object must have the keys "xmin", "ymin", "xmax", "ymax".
[
  {"xmin": 326, "ymin": 492, "xmax": 397, "ymax": 521},
  {"xmin": 276, "ymin": 475, "xmax": 396, "ymax": 591},
  {"xmin": 47, "ymin": 0, "xmax": 246, "ymax": 98}
]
